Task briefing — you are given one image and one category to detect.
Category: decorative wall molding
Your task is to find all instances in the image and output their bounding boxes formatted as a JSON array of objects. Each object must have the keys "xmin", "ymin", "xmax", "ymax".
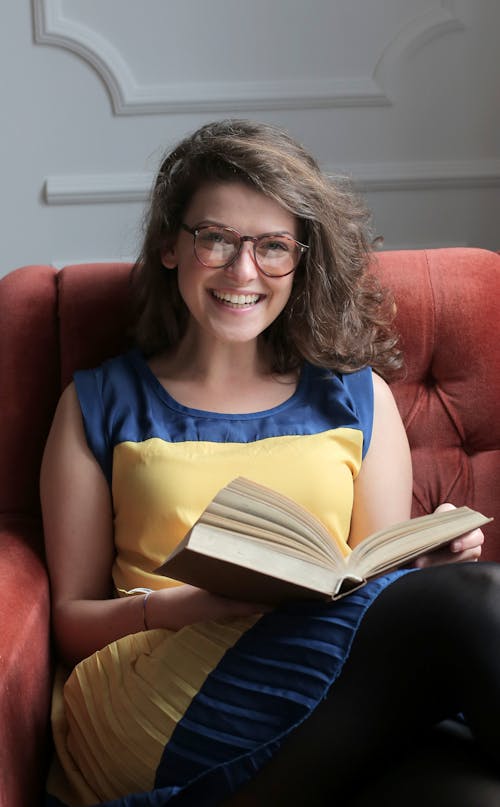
[
  {"xmin": 44, "ymin": 160, "xmax": 500, "ymax": 205},
  {"xmin": 51, "ymin": 257, "xmax": 135, "ymax": 270},
  {"xmin": 32, "ymin": 0, "xmax": 387, "ymax": 113},
  {"xmin": 44, "ymin": 173, "xmax": 152, "ymax": 205},
  {"xmin": 373, "ymin": 0, "xmax": 465, "ymax": 86},
  {"xmin": 33, "ymin": 0, "xmax": 463, "ymax": 115},
  {"xmin": 343, "ymin": 160, "xmax": 500, "ymax": 192}
]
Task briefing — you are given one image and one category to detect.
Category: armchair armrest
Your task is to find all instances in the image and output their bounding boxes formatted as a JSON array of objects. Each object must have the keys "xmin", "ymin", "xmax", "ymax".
[{"xmin": 0, "ymin": 516, "xmax": 51, "ymax": 807}]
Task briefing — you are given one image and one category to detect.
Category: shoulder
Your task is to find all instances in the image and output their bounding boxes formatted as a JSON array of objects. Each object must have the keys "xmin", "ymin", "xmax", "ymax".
[
  {"xmin": 42, "ymin": 381, "xmax": 101, "ymax": 485},
  {"xmin": 305, "ymin": 362, "xmax": 373, "ymax": 402},
  {"xmin": 71, "ymin": 351, "xmax": 142, "ymax": 484},
  {"xmin": 371, "ymin": 371, "xmax": 403, "ymax": 424},
  {"xmin": 340, "ymin": 366, "xmax": 374, "ymax": 457},
  {"xmin": 73, "ymin": 350, "xmax": 145, "ymax": 416},
  {"xmin": 303, "ymin": 363, "xmax": 374, "ymax": 457},
  {"xmin": 366, "ymin": 372, "xmax": 411, "ymax": 475},
  {"xmin": 49, "ymin": 381, "xmax": 82, "ymax": 440},
  {"xmin": 366, "ymin": 372, "xmax": 407, "ymax": 453},
  {"xmin": 74, "ymin": 349, "xmax": 137, "ymax": 386},
  {"xmin": 341, "ymin": 364, "xmax": 373, "ymax": 401}
]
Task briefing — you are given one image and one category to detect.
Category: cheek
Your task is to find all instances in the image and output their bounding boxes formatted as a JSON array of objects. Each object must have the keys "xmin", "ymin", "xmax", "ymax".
[
  {"xmin": 176, "ymin": 264, "xmax": 209, "ymax": 311},
  {"xmin": 273, "ymin": 277, "xmax": 294, "ymax": 311}
]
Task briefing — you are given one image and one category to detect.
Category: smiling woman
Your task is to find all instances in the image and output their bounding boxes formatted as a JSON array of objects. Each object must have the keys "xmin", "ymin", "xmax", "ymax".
[
  {"xmin": 158, "ymin": 181, "xmax": 298, "ymax": 359},
  {"xmin": 41, "ymin": 120, "xmax": 499, "ymax": 807},
  {"xmin": 131, "ymin": 120, "xmax": 398, "ymax": 378}
]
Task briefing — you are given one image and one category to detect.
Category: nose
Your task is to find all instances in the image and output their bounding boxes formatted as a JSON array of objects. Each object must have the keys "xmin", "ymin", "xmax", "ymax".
[{"xmin": 225, "ymin": 241, "xmax": 260, "ymax": 282}]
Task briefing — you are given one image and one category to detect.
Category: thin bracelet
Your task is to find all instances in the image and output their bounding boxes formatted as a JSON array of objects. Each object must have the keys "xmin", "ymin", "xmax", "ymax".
[{"xmin": 142, "ymin": 590, "xmax": 153, "ymax": 631}]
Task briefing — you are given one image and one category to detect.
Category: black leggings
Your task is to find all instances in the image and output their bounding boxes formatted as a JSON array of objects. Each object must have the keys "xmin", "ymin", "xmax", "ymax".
[{"xmin": 224, "ymin": 562, "xmax": 500, "ymax": 806}]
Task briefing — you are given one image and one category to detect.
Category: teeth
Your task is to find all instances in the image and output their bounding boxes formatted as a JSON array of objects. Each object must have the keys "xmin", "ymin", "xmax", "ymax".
[{"xmin": 212, "ymin": 290, "xmax": 260, "ymax": 305}]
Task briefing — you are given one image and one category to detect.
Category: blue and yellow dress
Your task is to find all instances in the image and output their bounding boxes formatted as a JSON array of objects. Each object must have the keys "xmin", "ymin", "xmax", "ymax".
[{"xmin": 47, "ymin": 349, "xmax": 409, "ymax": 807}]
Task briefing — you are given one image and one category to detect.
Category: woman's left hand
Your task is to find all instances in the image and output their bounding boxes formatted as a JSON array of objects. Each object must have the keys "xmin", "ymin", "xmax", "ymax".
[{"xmin": 414, "ymin": 502, "xmax": 484, "ymax": 568}]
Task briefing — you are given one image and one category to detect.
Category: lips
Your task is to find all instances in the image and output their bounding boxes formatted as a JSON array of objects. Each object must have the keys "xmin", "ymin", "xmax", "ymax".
[{"xmin": 211, "ymin": 289, "xmax": 263, "ymax": 306}]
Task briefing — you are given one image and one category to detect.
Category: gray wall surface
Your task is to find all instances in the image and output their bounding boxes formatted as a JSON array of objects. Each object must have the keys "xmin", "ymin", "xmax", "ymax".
[{"xmin": 1, "ymin": 0, "xmax": 499, "ymax": 274}]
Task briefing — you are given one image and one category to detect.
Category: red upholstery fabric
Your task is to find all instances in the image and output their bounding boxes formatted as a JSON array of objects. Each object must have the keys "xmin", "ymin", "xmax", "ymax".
[
  {"xmin": 0, "ymin": 518, "xmax": 51, "ymax": 807},
  {"xmin": 0, "ymin": 266, "xmax": 56, "ymax": 807},
  {"xmin": 0, "ymin": 248, "xmax": 499, "ymax": 806},
  {"xmin": 374, "ymin": 249, "xmax": 500, "ymax": 557},
  {"xmin": 0, "ymin": 265, "xmax": 60, "ymax": 520},
  {"xmin": 57, "ymin": 262, "xmax": 134, "ymax": 389}
]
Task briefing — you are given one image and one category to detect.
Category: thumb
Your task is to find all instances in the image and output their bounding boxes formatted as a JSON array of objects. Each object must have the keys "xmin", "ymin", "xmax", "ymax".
[{"xmin": 434, "ymin": 502, "xmax": 456, "ymax": 514}]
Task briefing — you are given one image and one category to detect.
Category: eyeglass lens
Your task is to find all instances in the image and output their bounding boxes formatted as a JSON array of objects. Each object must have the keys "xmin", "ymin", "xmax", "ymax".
[{"xmin": 194, "ymin": 226, "xmax": 302, "ymax": 276}]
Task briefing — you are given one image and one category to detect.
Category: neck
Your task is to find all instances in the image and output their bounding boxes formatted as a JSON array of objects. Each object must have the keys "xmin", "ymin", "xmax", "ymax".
[
  {"xmin": 148, "ymin": 330, "xmax": 299, "ymax": 414},
  {"xmin": 160, "ymin": 332, "xmax": 273, "ymax": 386}
]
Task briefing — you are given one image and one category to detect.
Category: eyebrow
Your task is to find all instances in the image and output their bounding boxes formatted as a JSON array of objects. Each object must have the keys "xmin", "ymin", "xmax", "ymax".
[{"xmin": 192, "ymin": 219, "xmax": 297, "ymax": 237}]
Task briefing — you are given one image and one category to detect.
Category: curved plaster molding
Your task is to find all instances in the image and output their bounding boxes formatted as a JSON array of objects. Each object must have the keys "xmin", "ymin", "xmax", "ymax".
[
  {"xmin": 44, "ymin": 160, "xmax": 500, "ymax": 205},
  {"xmin": 374, "ymin": 0, "xmax": 465, "ymax": 86},
  {"xmin": 33, "ymin": 0, "xmax": 464, "ymax": 115},
  {"xmin": 32, "ymin": 0, "xmax": 386, "ymax": 113}
]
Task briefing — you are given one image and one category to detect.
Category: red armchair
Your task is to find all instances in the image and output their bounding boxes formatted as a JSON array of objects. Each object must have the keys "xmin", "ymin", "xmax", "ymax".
[{"xmin": 1, "ymin": 248, "xmax": 499, "ymax": 807}]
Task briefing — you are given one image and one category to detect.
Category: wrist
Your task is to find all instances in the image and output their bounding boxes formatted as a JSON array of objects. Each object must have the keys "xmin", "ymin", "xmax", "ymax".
[
  {"xmin": 142, "ymin": 590, "xmax": 154, "ymax": 630},
  {"xmin": 126, "ymin": 587, "xmax": 155, "ymax": 632}
]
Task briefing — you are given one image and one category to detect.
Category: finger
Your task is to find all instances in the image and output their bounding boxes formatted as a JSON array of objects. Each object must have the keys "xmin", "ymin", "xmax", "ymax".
[
  {"xmin": 414, "ymin": 551, "xmax": 446, "ymax": 568},
  {"xmin": 434, "ymin": 502, "xmax": 456, "ymax": 514},
  {"xmin": 415, "ymin": 544, "xmax": 482, "ymax": 568},
  {"xmin": 451, "ymin": 545, "xmax": 483, "ymax": 563},
  {"xmin": 449, "ymin": 528, "xmax": 484, "ymax": 553}
]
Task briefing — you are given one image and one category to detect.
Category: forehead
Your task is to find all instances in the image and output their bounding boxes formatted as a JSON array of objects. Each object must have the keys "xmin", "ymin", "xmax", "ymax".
[{"xmin": 184, "ymin": 181, "xmax": 298, "ymax": 236}]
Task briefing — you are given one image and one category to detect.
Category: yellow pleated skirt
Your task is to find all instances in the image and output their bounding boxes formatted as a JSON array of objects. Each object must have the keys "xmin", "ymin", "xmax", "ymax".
[{"xmin": 48, "ymin": 616, "xmax": 259, "ymax": 806}]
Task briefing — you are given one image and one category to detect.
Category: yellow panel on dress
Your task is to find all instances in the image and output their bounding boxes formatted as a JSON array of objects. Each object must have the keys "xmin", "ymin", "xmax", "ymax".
[{"xmin": 111, "ymin": 428, "xmax": 362, "ymax": 594}]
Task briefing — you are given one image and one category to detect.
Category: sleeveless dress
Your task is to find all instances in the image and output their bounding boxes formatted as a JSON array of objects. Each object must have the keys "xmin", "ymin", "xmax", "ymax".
[{"xmin": 46, "ymin": 350, "xmax": 411, "ymax": 807}]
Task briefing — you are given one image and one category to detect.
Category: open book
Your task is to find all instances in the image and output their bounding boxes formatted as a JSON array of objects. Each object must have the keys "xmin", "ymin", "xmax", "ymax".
[{"xmin": 155, "ymin": 477, "xmax": 492, "ymax": 603}]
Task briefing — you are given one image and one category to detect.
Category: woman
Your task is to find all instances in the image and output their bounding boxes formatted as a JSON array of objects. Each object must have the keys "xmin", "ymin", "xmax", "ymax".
[{"xmin": 42, "ymin": 119, "xmax": 498, "ymax": 806}]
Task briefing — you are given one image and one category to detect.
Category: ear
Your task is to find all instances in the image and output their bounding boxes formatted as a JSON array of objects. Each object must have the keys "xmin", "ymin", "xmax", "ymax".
[{"xmin": 160, "ymin": 242, "xmax": 178, "ymax": 269}]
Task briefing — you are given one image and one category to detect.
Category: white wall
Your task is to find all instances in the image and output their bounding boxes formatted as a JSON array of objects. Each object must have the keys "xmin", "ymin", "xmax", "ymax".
[{"xmin": 1, "ymin": 0, "xmax": 499, "ymax": 275}]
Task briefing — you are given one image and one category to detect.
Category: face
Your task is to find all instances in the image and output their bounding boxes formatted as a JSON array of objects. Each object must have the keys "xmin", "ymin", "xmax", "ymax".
[{"xmin": 161, "ymin": 181, "xmax": 298, "ymax": 347}]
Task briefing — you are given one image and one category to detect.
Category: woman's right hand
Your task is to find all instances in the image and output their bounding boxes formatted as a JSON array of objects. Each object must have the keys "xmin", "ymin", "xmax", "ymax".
[{"xmin": 145, "ymin": 584, "xmax": 272, "ymax": 632}]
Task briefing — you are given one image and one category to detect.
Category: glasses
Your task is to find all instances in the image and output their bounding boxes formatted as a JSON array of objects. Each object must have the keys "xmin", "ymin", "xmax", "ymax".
[{"xmin": 181, "ymin": 223, "xmax": 308, "ymax": 277}]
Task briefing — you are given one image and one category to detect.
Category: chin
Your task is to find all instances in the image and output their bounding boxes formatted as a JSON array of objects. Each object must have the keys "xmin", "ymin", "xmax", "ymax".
[{"xmin": 216, "ymin": 330, "xmax": 263, "ymax": 345}]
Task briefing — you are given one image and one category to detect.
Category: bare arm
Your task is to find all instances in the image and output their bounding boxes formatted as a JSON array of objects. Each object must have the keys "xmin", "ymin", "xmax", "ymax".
[
  {"xmin": 41, "ymin": 384, "xmax": 266, "ymax": 668},
  {"xmin": 348, "ymin": 372, "xmax": 483, "ymax": 563},
  {"xmin": 348, "ymin": 373, "xmax": 413, "ymax": 548}
]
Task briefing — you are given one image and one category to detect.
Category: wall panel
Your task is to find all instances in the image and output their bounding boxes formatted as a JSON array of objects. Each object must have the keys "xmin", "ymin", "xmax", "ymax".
[{"xmin": 0, "ymin": 0, "xmax": 498, "ymax": 272}]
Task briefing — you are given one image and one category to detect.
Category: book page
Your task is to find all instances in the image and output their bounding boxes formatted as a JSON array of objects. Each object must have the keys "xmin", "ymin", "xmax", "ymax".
[
  {"xmin": 210, "ymin": 478, "xmax": 349, "ymax": 563},
  {"xmin": 348, "ymin": 507, "xmax": 492, "ymax": 578},
  {"xmin": 203, "ymin": 500, "xmax": 340, "ymax": 563}
]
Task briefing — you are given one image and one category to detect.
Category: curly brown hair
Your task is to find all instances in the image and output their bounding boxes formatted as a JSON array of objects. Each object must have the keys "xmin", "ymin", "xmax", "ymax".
[{"xmin": 132, "ymin": 119, "xmax": 402, "ymax": 378}]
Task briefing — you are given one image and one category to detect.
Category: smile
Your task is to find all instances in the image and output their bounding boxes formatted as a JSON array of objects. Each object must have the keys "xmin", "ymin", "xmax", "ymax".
[{"xmin": 210, "ymin": 290, "xmax": 263, "ymax": 307}]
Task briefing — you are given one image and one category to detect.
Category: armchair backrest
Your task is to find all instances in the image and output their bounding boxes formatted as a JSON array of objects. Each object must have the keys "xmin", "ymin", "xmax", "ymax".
[
  {"xmin": 374, "ymin": 249, "xmax": 500, "ymax": 556},
  {"xmin": 1, "ymin": 248, "xmax": 499, "ymax": 558}
]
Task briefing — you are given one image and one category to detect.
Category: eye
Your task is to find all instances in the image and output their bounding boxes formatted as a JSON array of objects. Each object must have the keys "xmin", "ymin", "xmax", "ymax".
[
  {"xmin": 198, "ymin": 227, "xmax": 236, "ymax": 247},
  {"xmin": 199, "ymin": 229, "xmax": 224, "ymax": 244},
  {"xmin": 258, "ymin": 237, "xmax": 292, "ymax": 255}
]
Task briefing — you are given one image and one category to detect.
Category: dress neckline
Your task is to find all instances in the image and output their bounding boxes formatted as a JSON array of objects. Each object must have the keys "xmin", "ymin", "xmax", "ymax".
[{"xmin": 129, "ymin": 349, "xmax": 310, "ymax": 420}]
